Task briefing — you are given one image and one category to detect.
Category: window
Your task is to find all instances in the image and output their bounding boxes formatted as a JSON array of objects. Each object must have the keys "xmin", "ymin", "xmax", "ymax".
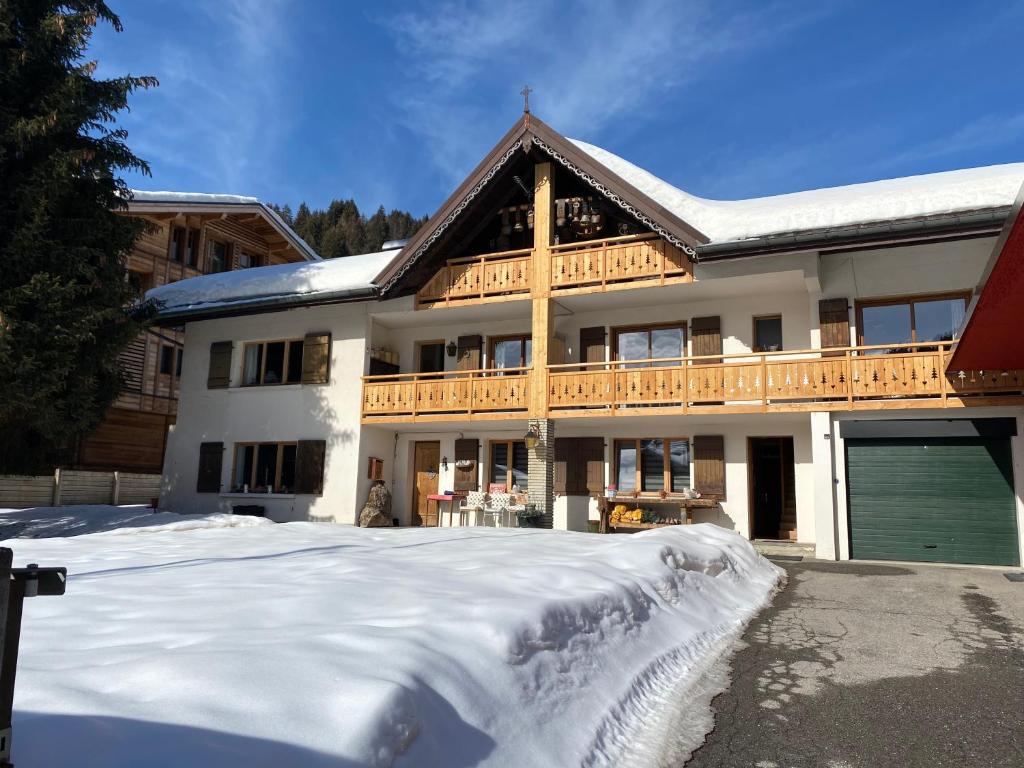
[
  {"xmin": 242, "ymin": 339, "xmax": 304, "ymax": 386},
  {"xmin": 175, "ymin": 348, "xmax": 183, "ymax": 377},
  {"xmin": 185, "ymin": 229, "xmax": 200, "ymax": 268},
  {"xmin": 417, "ymin": 341, "xmax": 446, "ymax": 374},
  {"xmin": 489, "ymin": 440, "xmax": 529, "ymax": 491},
  {"xmin": 614, "ymin": 323, "xmax": 686, "ymax": 367},
  {"xmin": 489, "ymin": 335, "xmax": 531, "ymax": 373},
  {"xmin": 170, "ymin": 227, "xmax": 185, "ymax": 262},
  {"xmin": 753, "ymin": 315, "xmax": 783, "ymax": 352},
  {"xmin": 127, "ymin": 270, "xmax": 153, "ymax": 296},
  {"xmin": 614, "ymin": 438, "xmax": 690, "ymax": 494},
  {"xmin": 207, "ymin": 240, "xmax": 229, "ymax": 273},
  {"xmin": 232, "ymin": 442, "xmax": 297, "ymax": 493},
  {"xmin": 159, "ymin": 345, "xmax": 176, "ymax": 375},
  {"xmin": 857, "ymin": 293, "xmax": 968, "ymax": 354},
  {"xmin": 237, "ymin": 250, "xmax": 260, "ymax": 269}
]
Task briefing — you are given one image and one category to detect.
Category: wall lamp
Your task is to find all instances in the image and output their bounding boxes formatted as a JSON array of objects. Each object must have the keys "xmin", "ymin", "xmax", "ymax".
[
  {"xmin": 445, "ymin": 341, "xmax": 458, "ymax": 357},
  {"xmin": 524, "ymin": 426, "xmax": 540, "ymax": 451}
]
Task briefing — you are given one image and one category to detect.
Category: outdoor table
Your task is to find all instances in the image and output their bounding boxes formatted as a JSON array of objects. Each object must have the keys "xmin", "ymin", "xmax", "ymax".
[
  {"xmin": 598, "ymin": 496, "xmax": 720, "ymax": 533},
  {"xmin": 427, "ymin": 493, "xmax": 465, "ymax": 527}
]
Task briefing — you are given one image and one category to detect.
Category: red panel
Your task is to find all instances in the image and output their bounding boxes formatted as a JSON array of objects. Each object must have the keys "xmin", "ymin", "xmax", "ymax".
[{"xmin": 949, "ymin": 204, "xmax": 1024, "ymax": 371}]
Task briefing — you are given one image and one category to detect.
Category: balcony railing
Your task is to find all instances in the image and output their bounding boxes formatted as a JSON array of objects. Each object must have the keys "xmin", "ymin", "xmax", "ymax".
[
  {"xmin": 361, "ymin": 367, "xmax": 530, "ymax": 418},
  {"xmin": 549, "ymin": 233, "xmax": 691, "ymax": 292},
  {"xmin": 361, "ymin": 342, "xmax": 1024, "ymax": 422},
  {"xmin": 415, "ymin": 234, "xmax": 693, "ymax": 306},
  {"xmin": 417, "ymin": 248, "xmax": 532, "ymax": 305}
]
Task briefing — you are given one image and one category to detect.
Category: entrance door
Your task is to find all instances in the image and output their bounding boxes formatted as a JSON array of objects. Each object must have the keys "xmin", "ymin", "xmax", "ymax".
[
  {"xmin": 412, "ymin": 441, "xmax": 440, "ymax": 527},
  {"xmin": 749, "ymin": 437, "xmax": 797, "ymax": 540}
]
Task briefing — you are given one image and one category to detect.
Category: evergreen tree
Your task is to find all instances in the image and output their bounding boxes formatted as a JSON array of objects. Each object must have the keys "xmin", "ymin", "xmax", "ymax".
[
  {"xmin": 0, "ymin": 1, "xmax": 157, "ymax": 473},
  {"xmin": 280, "ymin": 198, "xmax": 428, "ymax": 257}
]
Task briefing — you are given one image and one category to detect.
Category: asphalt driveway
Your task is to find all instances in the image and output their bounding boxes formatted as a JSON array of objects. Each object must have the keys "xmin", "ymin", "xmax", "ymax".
[{"xmin": 681, "ymin": 559, "xmax": 1024, "ymax": 768}]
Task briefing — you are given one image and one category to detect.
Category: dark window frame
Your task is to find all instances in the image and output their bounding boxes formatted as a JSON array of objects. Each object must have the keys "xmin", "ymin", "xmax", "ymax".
[
  {"xmin": 231, "ymin": 441, "xmax": 298, "ymax": 494},
  {"xmin": 752, "ymin": 314, "xmax": 783, "ymax": 353},
  {"xmin": 855, "ymin": 291, "xmax": 969, "ymax": 352},
  {"xmin": 170, "ymin": 226, "xmax": 185, "ymax": 262},
  {"xmin": 612, "ymin": 321, "xmax": 687, "ymax": 366},
  {"xmin": 159, "ymin": 344, "xmax": 176, "ymax": 376},
  {"xmin": 241, "ymin": 339, "xmax": 304, "ymax": 386},
  {"xmin": 488, "ymin": 439, "xmax": 529, "ymax": 491},
  {"xmin": 613, "ymin": 437, "xmax": 691, "ymax": 495},
  {"xmin": 488, "ymin": 333, "xmax": 532, "ymax": 373}
]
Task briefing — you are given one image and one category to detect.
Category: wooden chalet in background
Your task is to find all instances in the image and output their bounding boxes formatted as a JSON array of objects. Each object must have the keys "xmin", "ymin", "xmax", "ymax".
[{"xmin": 74, "ymin": 193, "xmax": 319, "ymax": 473}]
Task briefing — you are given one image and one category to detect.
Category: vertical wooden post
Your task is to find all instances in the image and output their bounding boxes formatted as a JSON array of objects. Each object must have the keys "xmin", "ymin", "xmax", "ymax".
[
  {"xmin": 529, "ymin": 162, "xmax": 554, "ymax": 420},
  {"xmin": 112, "ymin": 471, "xmax": 121, "ymax": 506},
  {"xmin": 760, "ymin": 355, "xmax": 768, "ymax": 413},
  {"xmin": 51, "ymin": 468, "xmax": 61, "ymax": 507},
  {"xmin": 845, "ymin": 349, "xmax": 854, "ymax": 409}
]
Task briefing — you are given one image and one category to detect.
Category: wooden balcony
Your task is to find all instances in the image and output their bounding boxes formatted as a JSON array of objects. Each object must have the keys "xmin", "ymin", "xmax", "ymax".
[
  {"xmin": 415, "ymin": 234, "xmax": 692, "ymax": 307},
  {"xmin": 361, "ymin": 342, "xmax": 1024, "ymax": 423},
  {"xmin": 361, "ymin": 367, "xmax": 530, "ymax": 421}
]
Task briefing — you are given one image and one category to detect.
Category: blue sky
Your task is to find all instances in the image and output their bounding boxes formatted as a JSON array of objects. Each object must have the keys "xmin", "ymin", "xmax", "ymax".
[{"xmin": 92, "ymin": 0, "xmax": 1024, "ymax": 218}]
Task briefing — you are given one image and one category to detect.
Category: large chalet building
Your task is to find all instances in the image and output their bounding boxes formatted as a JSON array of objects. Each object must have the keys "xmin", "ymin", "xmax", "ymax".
[
  {"xmin": 149, "ymin": 114, "xmax": 1024, "ymax": 567},
  {"xmin": 75, "ymin": 192, "xmax": 318, "ymax": 473}
]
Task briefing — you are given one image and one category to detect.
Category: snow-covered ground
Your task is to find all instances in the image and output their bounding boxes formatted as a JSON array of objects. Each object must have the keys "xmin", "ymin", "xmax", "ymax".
[
  {"xmin": 0, "ymin": 504, "xmax": 264, "ymax": 539},
  {"xmin": 6, "ymin": 514, "xmax": 781, "ymax": 767}
]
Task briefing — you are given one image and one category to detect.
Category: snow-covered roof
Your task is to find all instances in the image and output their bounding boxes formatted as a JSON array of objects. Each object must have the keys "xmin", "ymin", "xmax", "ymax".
[
  {"xmin": 127, "ymin": 189, "xmax": 322, "ymax": 262},
  {"xmin": 570, "ymin": 140, "xmax": 1024, "ymax": 244},
  {"xmin": 128, "ymin": 190, "xmax": 259, "ymax": 205},
  {"xmin": 147, "ymin": 248, "xmax": 395, "ymax": 316}
]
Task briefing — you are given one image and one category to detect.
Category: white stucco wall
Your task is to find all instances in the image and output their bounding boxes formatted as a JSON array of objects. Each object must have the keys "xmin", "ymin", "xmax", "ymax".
[{"xmin": 161, "ymin": 302, "xmax": 371, "ymax": 522}]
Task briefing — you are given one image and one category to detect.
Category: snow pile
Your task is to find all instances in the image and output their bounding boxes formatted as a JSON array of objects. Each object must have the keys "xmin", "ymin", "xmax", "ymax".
[
  {"xmin": 571, "ymin": 139, "xmax": 1024, "ymax": 243},
  {"xmin": 0, "ymin": 505, "xmax": 269, "ymax": 539},
  {"xmin": 146, "ymin": 249, "xmax": 395, "ymax": 313},
  {"xmin": 11, "ymin": 524, "xmax": 780, "ymax": 767}
]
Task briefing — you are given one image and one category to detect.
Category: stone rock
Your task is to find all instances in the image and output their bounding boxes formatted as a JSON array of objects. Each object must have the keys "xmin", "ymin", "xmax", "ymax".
[{"xmin": 360, "ymin": 481, "xmax": 393, "ymax": 527}]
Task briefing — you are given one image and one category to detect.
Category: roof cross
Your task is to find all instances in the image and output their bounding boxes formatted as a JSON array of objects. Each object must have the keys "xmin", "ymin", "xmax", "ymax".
[{"xmin": 521, "ymin": 85, "xmax": 532, "ymax": 114}]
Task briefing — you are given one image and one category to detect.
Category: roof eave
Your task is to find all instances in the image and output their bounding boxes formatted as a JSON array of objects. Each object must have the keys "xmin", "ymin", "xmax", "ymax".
[
  {"xmin": 695, "ymin": 208, "xmax": 1011, "ymax": 261},
  {"xmin": 148, "ymin": 285, "xmax": 377, "ymax": 326}
]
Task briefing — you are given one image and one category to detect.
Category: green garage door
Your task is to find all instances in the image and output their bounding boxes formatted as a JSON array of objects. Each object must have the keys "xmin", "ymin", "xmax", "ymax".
[{"xmin": 847, "ymin": 437, "xmax": 1020, "ymax": 566}]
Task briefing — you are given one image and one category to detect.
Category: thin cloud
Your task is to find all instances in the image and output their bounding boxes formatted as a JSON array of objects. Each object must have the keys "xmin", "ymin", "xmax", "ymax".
[{"xmin": 380, "ymin": 0, "xmax": 833, "ymax": 185}]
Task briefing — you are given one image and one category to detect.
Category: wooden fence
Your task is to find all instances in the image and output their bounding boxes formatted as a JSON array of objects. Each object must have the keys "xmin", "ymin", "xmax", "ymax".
[{"xmin": 0, "ymin": 470, "xmax": 162, "ymax": 509}]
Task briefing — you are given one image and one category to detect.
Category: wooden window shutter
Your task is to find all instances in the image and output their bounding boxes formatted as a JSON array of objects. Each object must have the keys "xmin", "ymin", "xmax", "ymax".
[
  {"xmin": 691, "ymin": 316, "xmax": 722, "ymax": 363},
  {"xmin": 693, "ymin": 435, "xmax": 726, "ymax": 500},
  {"xmin": 207, "ymin": 341, "xmax": 233, "ymax": 389},
  {"xmin": 579, "ymin": 438, "xmax": 605, "ymax": 495},
  {"xmin": 553, "ymin": 438, "xmax": 571, "ymax": 495},
  {"xmin": 295, "ymin": 440, "xmax": 327, "ymax": 495},
  {"xmin": 454, "ymin": 438, "xmax": 479, "ymax": 491},
  {"xmin": 457, "ymin": 335, "xmax": 482, "ymax": 372},
  {"xmin": 818, "ymin": 298, "xmax": 850, "ymax": 356},
  {"xmin": 301, "ymin": 332, "xmax": 331, "ymax": 384},
  {"xmin": 579, "ymin": 326, "xmax": 606, "ymax": 370},
  {"xmin": 196, "ymin": 442, "xmax": 223, "ymax": 493}
]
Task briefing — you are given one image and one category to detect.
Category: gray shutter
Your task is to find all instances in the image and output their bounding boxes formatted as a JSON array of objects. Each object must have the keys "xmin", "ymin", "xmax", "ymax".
[
  {"xmin": 207, "ymin": 341, "xmax": 233, "ymax": 389},
  {"xmin": 301, "ymin": 332, "xmax": 331, "ymax": 384},
  {"xmin": 693, "ymin": 435, "xmax": 726, "ymax": 499},
  {"xmin": 454, "ymin": 438, "xmax": 479, "ymax": 491},
  {"xmin": 196, "ymin": 442, "xmax": 223, "ymax": 493},
  {"xmin": 691, "ymin": 316, "xmax": 722, "ymax": 363},
  {"xmin": 295, "ymin": 439, "xmax": 326, "ymax": 495}
]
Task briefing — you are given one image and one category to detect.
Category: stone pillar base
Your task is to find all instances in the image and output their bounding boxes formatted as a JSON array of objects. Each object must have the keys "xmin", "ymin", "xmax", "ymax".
[{"xmin": 526, "ymin": 418, "xmax": 554, "ymax": 529}]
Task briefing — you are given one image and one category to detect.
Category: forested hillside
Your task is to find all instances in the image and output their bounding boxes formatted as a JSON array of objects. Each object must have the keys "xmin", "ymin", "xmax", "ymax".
[{"xmin": 271, "ymin": 200, "xmax": 427, "ymax": 259}]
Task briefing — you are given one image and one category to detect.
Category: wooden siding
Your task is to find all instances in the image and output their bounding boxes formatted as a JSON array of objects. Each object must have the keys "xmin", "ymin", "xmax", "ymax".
[
  {"xmin": 76, "ymin": 408, "xmax": 175, "ymax": 473},
  {"xmin": 416, "ymin": 234, "xmax": 692, "ymax": 306},
  {"xmin": 361, "ymin": 341, "xmax": 1024, "ymax": 423}
]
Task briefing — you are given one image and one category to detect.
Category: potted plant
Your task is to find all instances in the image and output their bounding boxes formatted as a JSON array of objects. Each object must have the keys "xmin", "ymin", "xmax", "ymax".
[{"xmin": 517, "ymin": 504, "xmax": 542, "ymax": 528}]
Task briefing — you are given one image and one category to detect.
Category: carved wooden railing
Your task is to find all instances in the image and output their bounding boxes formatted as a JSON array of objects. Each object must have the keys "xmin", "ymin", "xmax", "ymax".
[
  {"xmin": 547, "ymin": 341, "xmax": 1024, "ymax": 413},
  {"xmin": 415, "ymin": 234, "xmax": 693, "ymax": 306},
  {"xmin": 361, "ymin": 366, "xmax": 530, "ymax": 417},
  {"xmin": 417, "ymin": 248, "xmax": 532, "ymax": 305},
  {"xmin": 550, "ymin": 233, "xmax": 691, "ymax": 291},
  {"xmin": 361, "ymin": 343, "xmax": 1024, "ymax": 420}
]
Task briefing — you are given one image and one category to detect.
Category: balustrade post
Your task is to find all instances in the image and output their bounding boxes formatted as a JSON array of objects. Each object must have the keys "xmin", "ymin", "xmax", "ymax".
[
  {"xmin": 940, "ymin": 345, "xmax": 949, "ymax": 407},
  {"xmin": 845, "ymin": 349, "xmax": 854, "ymax": 409},
  {"xmin": 760, "ymin": 355, "xmax": 768, "ymax": 413}
]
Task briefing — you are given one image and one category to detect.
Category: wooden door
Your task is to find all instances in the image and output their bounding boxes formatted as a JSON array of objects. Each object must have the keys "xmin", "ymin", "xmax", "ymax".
[{"xmin": 412, "ymin": 441, "xmax": 441, "ymax": 527}]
